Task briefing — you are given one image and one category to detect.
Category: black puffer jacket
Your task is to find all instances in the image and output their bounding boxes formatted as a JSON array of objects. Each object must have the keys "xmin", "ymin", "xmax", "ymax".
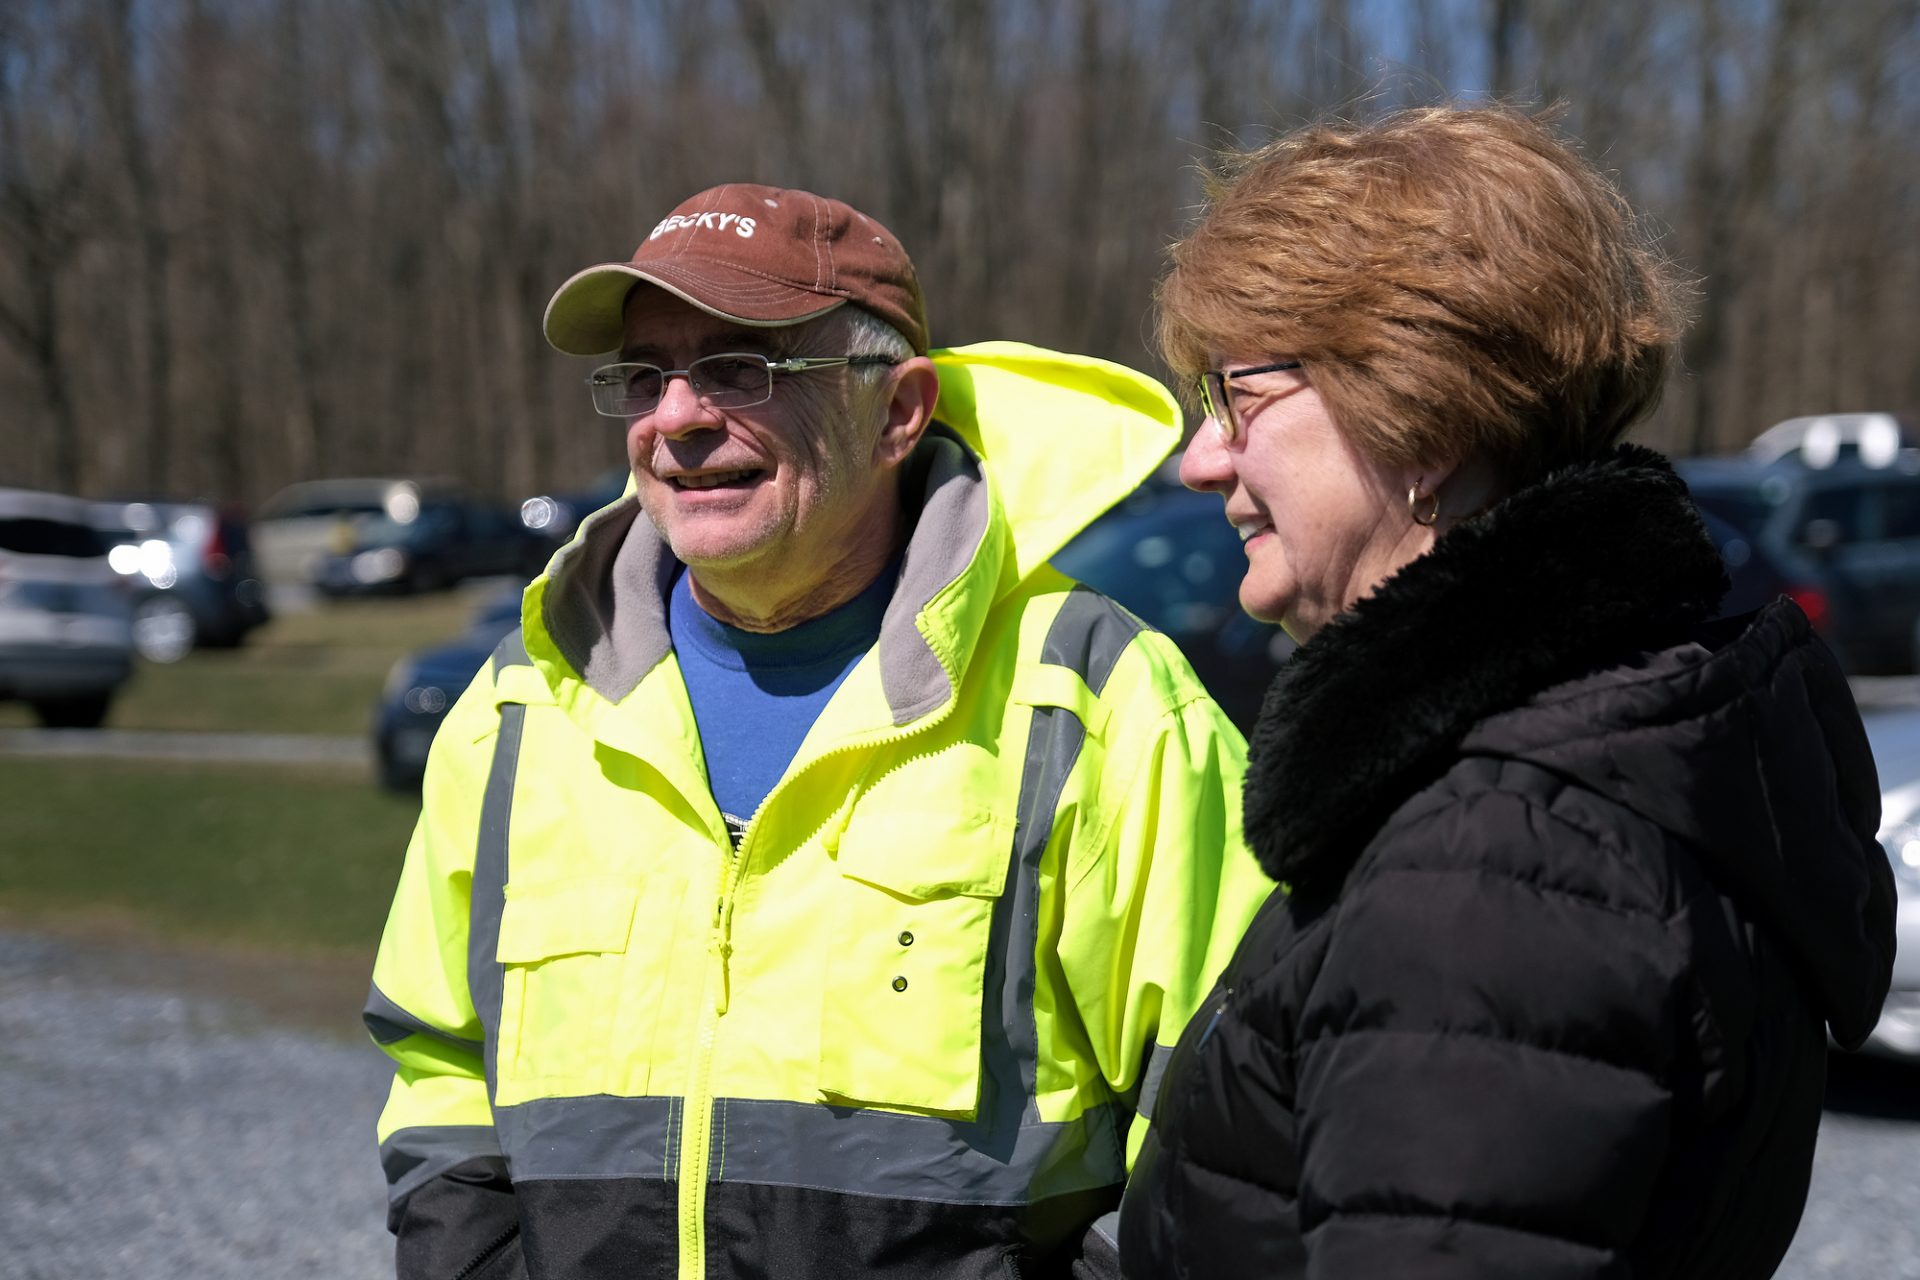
[{"xmin": 1121, "ymin": 446, "xmax": 1897, "ymax": 1279}]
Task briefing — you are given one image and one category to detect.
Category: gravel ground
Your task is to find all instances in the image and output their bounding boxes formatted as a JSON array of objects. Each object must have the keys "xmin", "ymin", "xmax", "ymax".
[
  {"xmin": 1, "ymin": 924, "xmax": 1914, "ymax": 1278},
  {"xmin": 0, "ymin": 930, "xmax": 392, "ymax": 1279},
  {"xmin": 1776, "ymin": 1053, "xmax": 1920, "ymax": 1279}
]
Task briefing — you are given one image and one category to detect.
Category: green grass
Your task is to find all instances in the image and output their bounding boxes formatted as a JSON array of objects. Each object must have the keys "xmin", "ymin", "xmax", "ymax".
[
  {"xmin": 0, "ymin": 757, "xmax": 419, "ymax": 952},
  {"xmin": 0, "ymin": 587, "xmax": 485, "ymax": 735}
]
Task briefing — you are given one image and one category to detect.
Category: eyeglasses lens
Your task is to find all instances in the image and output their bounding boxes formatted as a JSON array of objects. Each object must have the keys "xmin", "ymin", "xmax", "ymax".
[
  {"xmin": 588, "ymin": 354, "xmax": 776, "ymax": 417},
  {"xmin": 689, "ymin": 354, "xmax": 773, "ymax": 403},
  {"xmin": 1200, "ymin": 372, "xmax": 1235, "ymax": 443}
]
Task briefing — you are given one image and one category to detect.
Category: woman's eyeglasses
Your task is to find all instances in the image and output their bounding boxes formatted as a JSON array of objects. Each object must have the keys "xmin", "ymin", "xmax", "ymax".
[{"xmin": 1199, "ymin": 360, "xmax": 1304, "ymax": 443}]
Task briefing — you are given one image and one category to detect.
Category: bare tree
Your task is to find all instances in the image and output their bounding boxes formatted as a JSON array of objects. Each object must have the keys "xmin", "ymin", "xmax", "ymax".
[
  {"xmin": 94, "ymin": 0, "xmax": 176, "ymax": 491},
  {"xmin": 0, "ymin": 3, "xmax": 92, "ymax": 492},
  {"xmin": 0, "ymin": 0, "xmax": 1914, "ymax": 502}
]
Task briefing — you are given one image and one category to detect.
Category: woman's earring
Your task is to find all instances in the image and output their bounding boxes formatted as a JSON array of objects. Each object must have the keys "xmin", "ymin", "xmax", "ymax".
[{"xmin": 1407, "ymin": 482, "xmax": 1440, "ymax": 527}]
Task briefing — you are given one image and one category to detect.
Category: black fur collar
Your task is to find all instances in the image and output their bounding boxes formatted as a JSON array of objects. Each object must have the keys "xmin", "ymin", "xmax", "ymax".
[{"xmin": 1243, "ymin": 444, "xmax": 1730, "ymax": 897}]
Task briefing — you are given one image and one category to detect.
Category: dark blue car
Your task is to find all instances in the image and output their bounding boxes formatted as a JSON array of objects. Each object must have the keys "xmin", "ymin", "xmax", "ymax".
[
  {"xmin": 1678, "ymin": 455, "xmax": 1920, "ymax": 672},
  {"xmin": 373, "ymin": 585, "xmax": 524, "ymax": 789},
  {"xmin": 1055, "ymin": 484, "xmax": 1293, "ymax": 732}
]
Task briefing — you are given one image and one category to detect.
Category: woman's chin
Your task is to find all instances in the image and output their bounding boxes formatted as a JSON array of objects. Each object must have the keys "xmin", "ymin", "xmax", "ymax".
[{"xmin": 1237, "ymin": 588, "xmax": 1293, "ymax": 632}]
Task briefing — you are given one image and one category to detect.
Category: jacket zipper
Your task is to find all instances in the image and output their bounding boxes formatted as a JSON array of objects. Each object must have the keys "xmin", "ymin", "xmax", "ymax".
[
  {"xmin": 673, "ymin": 704, "xmax": 957, "ymax": 1280},
  {"xmin": 1195, "ymin": 987, "xmax": 1232, "ymax": 1049},
  {"xmin": 450, "ymin": 1223, "xmax": 519, "ymax": 1280}
]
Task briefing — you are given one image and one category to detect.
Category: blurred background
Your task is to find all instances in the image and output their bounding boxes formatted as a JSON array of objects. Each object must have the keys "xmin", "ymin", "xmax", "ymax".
[
  {"xmin": 1, "ymin": 1, "xmax": 1917, "ymax": 1276},
  {"xmin": 2, "ymin": 0, "xmax": 1918, "ymax": 498}
]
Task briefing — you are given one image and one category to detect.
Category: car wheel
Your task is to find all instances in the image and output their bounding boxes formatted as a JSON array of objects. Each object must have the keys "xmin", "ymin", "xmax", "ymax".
[
  {"xmin": 33, "ymin": 694, "xmax": 112, "ymax": 729},
  {"xmin": 132, "ymin": 594, "xmax": 198, "ymax": 663}
]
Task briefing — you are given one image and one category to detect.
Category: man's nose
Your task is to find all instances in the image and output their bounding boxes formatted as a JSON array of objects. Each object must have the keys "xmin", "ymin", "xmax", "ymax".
[
  {"xmin": 644, "ymin": 373, "xmax": 717, "ymax": 438},
  {"xmin": 1179, "ymin": 416, "xmax": 1233, "ymax": 492}
]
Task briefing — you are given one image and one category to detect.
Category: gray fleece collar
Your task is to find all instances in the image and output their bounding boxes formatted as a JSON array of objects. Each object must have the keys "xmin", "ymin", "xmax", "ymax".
[{"xmin": 535, "ymin": 427, "xmax": 995, "ymax": 725}]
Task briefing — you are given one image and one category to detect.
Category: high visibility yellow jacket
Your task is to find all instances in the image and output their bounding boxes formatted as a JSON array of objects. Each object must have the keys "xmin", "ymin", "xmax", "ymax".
[{"xmin": 365, "ymin": 342, "xmax": 1273, "ymax": 1280}]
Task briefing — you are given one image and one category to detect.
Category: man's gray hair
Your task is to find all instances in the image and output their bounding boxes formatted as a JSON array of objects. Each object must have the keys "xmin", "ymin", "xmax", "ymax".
[
  {"xmin": 839, "ymin": 306, "xmax": 916, "ymax": 366},
  {"xmin": 770, "ymin": 306, "xmax": 914, "ymax": 424}
]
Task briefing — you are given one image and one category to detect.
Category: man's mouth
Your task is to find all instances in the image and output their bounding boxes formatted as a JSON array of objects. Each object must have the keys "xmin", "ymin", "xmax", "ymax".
[
  {"xmin": 670, "ymin": 467, "xmax": 764, "ymax": 491},
  {"xmin": 1234, "ymin": 520, "xmax": 1272, "ymax": 543}
]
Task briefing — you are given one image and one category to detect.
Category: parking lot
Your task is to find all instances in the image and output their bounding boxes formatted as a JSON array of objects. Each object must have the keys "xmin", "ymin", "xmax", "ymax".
[{"xmin": 0, "ymin": 916, "xmax": 1914, "ymax": 1277}]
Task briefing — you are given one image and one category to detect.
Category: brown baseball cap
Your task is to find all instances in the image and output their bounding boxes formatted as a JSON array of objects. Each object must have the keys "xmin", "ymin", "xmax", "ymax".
[{"xmin": 543, "ymin": 183, "xmax": 929, "ymax": 356}]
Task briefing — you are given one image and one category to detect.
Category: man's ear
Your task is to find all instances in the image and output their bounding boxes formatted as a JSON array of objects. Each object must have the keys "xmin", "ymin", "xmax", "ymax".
[{"xmin": 873, "ymin": 356, "xmax": 939, "ymax": 469}]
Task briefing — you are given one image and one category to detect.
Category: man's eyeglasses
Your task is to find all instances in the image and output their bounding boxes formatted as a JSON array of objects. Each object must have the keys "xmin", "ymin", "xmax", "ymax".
[
  {"xmin": 586, "ymin": 352, "xmax": 899, "ymax": 418},
  {"xmin": 1199, "ymin": 360, "xmax": 1304, "ymax": 444}
]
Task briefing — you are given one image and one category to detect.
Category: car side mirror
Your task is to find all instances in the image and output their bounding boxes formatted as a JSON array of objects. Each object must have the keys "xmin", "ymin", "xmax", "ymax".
[{"xmin": 1802, "ymin": 518, "xmax": 1844, "ymax": 553}]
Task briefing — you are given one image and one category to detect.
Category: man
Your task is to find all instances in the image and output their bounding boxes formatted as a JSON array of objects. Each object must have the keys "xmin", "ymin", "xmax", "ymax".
[{"xmin": 364, "ymin": 184, "xmax": 1270, "ymax": 1280}]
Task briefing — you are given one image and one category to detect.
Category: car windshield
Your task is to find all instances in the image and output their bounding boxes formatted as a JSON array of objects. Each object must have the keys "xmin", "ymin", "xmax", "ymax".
[
  {"xmin": 1055, "ymin": 493, "xmax": 1247, "ymax": 634},
  {"xmin": 1687, "ymin": 485, "xmax": 1778, "ymax": 540},
  {"xmin": 274, "ymin": 499, "xmax": 387, "ymax": 521},
  {"xmin": 0, "ymin": 518, "xmax": 104, "ymax": 558},
  {"xmin": 354, "ymin": 508, "xmax": 460, "ymax": 548}
]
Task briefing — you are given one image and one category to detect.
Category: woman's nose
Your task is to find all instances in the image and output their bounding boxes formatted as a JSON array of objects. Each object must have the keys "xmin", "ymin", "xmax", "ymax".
[{"xmin": 1180, "ymin": 417, "xmax": 1234, "ymax": 492}]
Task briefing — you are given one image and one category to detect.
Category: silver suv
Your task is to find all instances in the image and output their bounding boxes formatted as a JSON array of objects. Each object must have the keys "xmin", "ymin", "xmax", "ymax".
[{"xmin": 0, "ymin": 488, "xmax": 134, "ymax": 727}]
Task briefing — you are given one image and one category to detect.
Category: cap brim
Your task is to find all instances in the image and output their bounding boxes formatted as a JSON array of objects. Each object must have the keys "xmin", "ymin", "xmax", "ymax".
[{"xmin": 543, "ymin": 262, "xmax": 847, "ymax": 356}]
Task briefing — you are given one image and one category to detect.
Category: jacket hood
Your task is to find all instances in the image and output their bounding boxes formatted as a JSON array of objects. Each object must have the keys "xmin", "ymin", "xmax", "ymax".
[
  {"xmin": 518, "ymin": 341, "xmax": 1180, "ymax": 724},
  {"xmin": 1244, "ymin": 444, "xmax": 1896, "ymax": 1045},
  {"xmin": 921, "ymin": 341, "xmax": 1182, "ymax": 580}
]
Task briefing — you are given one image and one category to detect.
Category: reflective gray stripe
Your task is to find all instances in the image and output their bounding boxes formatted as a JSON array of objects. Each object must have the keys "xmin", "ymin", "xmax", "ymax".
[
  {"xmin": 1041, "ymin": 586, "xmax": 1145, "ymax": 697},
  {"xmin": 492, "ymin": 627, "xmax": 531, "ymax": 670},
  {"xmin": 992, "ymin": 587, "xmax": 1145, "ymax": 1123},
  {"xmin": 494, "ymin": 1095, "xmax": 676, "ymax": 1182},
  {"xmin": 496, "ymin": 1094, "xmax": 1127, "ymax": 1203},
  {"xmin": 970, "ymin": 585, "xmax": 1145, "ymax": 1162},
  {"xmin": 1134, "ymin": 1042, "xmax": 1176, "ymax": 1121},
  {"xmin": 380, "ymin": 1125, "xmax": 503, "ymax": 1204},
  {"xmin": 471, "ymin": 702, "xmax": 526, "ymax": 1103},
  {"xmin": 1088, "ymin": 1208, "xmax": 1121, "ymax": 1249},
  {"xmin": 363, "ymin": 980, "xmax": 483, "ymax": 1052},
  {"xmin": 715, "ymin": 1096, "xmax": 1130, "ymax": 1201},
  {"xmin": 994, "ymin": 697, "xmax": 1089, "ymax": 1126}
]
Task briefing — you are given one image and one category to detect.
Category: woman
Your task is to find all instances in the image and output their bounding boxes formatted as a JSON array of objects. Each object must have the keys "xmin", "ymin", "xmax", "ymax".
[{"xmin": 1120, "ymin": 106, "xmax": 1896, "ymax": 1278}]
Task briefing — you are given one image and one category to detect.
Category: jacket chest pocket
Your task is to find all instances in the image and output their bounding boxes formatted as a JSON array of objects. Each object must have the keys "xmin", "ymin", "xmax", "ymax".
[
  {"xmin": 494, "ymin": 876, "xmax": 661, "ymax": 1104},
  {"xmin": 819, "ymin": 804, "xmax": 1013, "ymax": 1118}
]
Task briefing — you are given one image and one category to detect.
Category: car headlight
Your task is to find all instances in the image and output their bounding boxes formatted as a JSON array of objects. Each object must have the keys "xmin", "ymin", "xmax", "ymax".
[
  {"xmin": 402, "ymin": 685, "xmax": 449, "ymax": 715},
  {"xmin": 1877, "ymin": 820, "xmax": 1920, "ymax": 895},
  {"xmin": 352, "ymin": 548, "xmax": 406, "ymax": 583},
  {"xmin": 521, "ymin": 495, "xmax": 559, "ymax": 531}
]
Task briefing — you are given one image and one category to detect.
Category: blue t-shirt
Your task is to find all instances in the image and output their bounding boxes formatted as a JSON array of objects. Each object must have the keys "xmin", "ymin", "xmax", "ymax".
[{"xmin": 668, "ymin": 563, "xmax": 897, "ymax": 843}]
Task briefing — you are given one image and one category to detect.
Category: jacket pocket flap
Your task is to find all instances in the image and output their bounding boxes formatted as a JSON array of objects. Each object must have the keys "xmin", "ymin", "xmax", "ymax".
[
  {"xmin": 836, "ymin": 808, "xmax": 1012, "ymax": 899},
  {"xmin": 496, "ymin": 879, "xmax": 638, "ymax": 963}
]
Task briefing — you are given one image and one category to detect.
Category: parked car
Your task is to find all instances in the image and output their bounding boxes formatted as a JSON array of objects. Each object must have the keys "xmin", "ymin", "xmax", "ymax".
[
  {"xmin": 1698, "ymin": 508, "xmax": 1798, "ymax": 620},
  {"xmin": 1856, "ymin": 708, "xmax": 1920, "ymax": 1062},
  {"xmin": 1055, "ymin": 483, "xmax": 1294, "ymax": 732},
  {"xmin": 373, "ymin": 584, "xmax": 524, "ymax": 789},
  {"xmin": 0, "ymin": 488, "xmax": 134, "ymax": 727},
  {"xmin": 93, "ymin": 500, "xmax": 271, "ymax": 662},
  {"xmin": 520, "ymin": 467, "xmax": 629, "ymax": 547},
  {"xmin": 1746, "ymin": 411, "xmax": 1919, "ymax": 470},
  {"xmin": 253, "ymin": 477, "xmax": 463, "ymax": 586},
  {"xmin": 311, "ymin": 497, "xmax": 548, "ymax": 596},
  {"xmin": 1677, "ymin": 455, "xmax": 1920, "ymax": 672}
]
